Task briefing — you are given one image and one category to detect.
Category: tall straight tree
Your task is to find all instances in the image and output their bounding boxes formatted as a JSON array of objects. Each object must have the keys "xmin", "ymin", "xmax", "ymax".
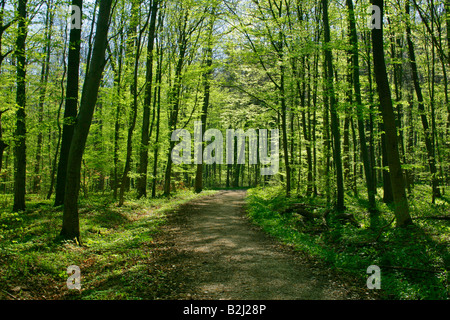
[
  {"xmin": 136, "ymin": 0, "xmax": 159, "ymax": 199},
  {"xmin": 194, "ymin": 7, "xmax": 216, "ymax": 194},
  {"xmin": 60, "ymin": 0, "xmax": 113, "ymax": 242},
  {"xmin": 33, "ymin": 0, "xmax": 53, "ymax": 193},
  {"xmin": 0, "ymin": 0, "xmax": 14, "ymax": 173},
  {"xmin": 405, "ymin": 0, "xmax": 440, "ymax": 202},
  {"xmin": 163, "ymin": 4, "xmax": 205, "ymax": 196},
  {"xmin": 118, "ymin": 0, "xmax": 142, "ymax": 206},
  {"xmin": 371, "ymin": 0, "xmax": 412, "ymax": 227},
  {"xmin": 54, "ymin": 0, "xmax": 82, "ymax": 206},
  {"xmin": 322, "ymin": 0, "xmax": 344, "ymax": 211},
  {"xmin": 13, "ymin": 0, "xmax": 27, "ymax": 212},
  {"xmin": 346, "ymin": 0, "xmax": 377, "ymax": 213},
  {"xmin": 151, "ymin": 9, "xmax": 164, "ymax": 198}
]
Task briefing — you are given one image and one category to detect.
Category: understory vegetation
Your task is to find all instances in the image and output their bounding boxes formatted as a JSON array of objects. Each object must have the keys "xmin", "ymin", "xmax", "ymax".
[
  {"xmin": 245, "ymin": 186, "xmax": 450, "ymax": 300},
  {"xmin": 0, "ymin": 190, "xmax": 216, "ymax": 300}
]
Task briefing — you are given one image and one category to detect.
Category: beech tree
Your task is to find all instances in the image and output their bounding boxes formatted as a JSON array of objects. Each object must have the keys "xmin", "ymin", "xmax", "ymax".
[
  {"xmin": 60, "ymin": 0, "xmax": 113, "ymax": 241},
  {"xmin": 0, "ymin": 0, "xmax": 447, "ymax": 234},
  {"xmin": 13, "ymin": 0, "xmax": 27, "ymax": 212},
  {"xmin": 371, "ymin": 0, "xmax": 412, "ymax": 227}
]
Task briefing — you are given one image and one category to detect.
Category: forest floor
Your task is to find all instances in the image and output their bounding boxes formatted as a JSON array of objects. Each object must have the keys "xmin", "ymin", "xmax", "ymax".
[
  {"xmin": 2, "ymin": 187, "xmax": 446, "ymax": 300},
  {"xmin": 148, "ymin": 190, "xmax": 374, "ymax": 300}
]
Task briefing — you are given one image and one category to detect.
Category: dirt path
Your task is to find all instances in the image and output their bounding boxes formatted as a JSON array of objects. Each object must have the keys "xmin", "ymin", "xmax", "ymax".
[{"xmin": 151, "ymin": 190, "xmax": 369, "ymax": 300}]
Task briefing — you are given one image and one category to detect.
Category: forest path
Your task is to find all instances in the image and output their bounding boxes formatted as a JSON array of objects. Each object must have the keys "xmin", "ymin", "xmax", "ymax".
[{"xmin": 152, "ymin": 190, "xmax": 367, "ymax": 300}]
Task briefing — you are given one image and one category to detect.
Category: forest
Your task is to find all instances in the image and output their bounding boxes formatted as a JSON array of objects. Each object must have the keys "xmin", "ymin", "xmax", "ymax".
[{"xmin": 0, "ymin": 0, "xmax": 449, "ymax": 301}]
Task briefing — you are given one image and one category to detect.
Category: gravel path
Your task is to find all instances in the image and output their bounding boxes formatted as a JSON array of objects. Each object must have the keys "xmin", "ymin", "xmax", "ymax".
[{"xmin": 152, "ymin": 190, "xmax": 369, "ymax": 300}]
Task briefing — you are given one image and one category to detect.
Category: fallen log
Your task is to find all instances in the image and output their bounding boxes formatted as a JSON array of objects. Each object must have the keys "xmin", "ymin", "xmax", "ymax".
[{"xmin": 280, "ymin": 203, "xmax": 320, "ymax": 220}]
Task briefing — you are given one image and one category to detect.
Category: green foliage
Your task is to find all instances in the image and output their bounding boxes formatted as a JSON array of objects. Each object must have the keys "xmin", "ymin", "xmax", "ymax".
[
  {"xmin": 246, "ymin": 186, "xmax": 449, "ymax": 300},
  {"xmin": 0, "ymin": 190, "xmax": 217, "ymax": 300}
]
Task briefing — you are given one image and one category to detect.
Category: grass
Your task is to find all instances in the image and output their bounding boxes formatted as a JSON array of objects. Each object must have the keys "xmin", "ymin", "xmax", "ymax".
[
  {"xmin": 0, "ymin": 189, "xmax": 217, "ymax": 300},
  {"xmin": 245, "ymin": 185, "xmax": 449, "ymax": 300}
]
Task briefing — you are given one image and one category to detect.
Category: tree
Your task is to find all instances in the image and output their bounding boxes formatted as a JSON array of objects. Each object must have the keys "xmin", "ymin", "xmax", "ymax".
[
  {"xmin": 33, "ymin": 0, "xmax": 53, "ymax": 193},
  {"xmin": 136, "ymin": 0, "xmax": 159, "ymax": 199},
  {"xmin": 0, "ymin": 0, "xmax": 14, "ymax": 173},
  {"xmin": 60, "ymin": 0, "xmax": 113, "ymax": 242},
  {"xmin": 13, "ymin": 0, "xmax": 27, "ymax": 212},
  {"xmin": 54, "ymin": 0, "xmax": 83, "ymax": 206},
  {"xmin": 346, "ymin": 0, "xmax": 377, "ymax": 213},
  {"xmin": 118, "ymin": 0, "xmax": 141, "ymax": 207},
  {"xmin": 163, "ymin": 2, "xmax": 205, "ymax": 196},
  {"xmin": 323, "ymin": 0, "xmax": 344, "ymax": 211},
  {"xmin": 405, "ymin": 0, "xmax": 441, "ymax": 202},
  {"xmin": 371, "ymin": 0, "xmax": 412, "ymax": 227},
  {"xmin": 194, "ymin": 5, "xmax": 216, "ymax": 194}
]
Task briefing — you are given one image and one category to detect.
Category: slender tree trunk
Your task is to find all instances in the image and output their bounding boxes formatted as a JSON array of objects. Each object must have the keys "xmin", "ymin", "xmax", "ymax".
[
  {"xmin": 323, "ymin": 0, "xmax": 344, "ymax": 211},
  {"xmin": 347, "ymin": 0, "xmax": 377, "ymax": 212},
  {"xmin": 54, "ymin": 0, "xmax": 82, "ymax": 206},
  {"xmin": 111, "ymin": 29, "xmax": 124, "ymax": 200},
  {"xmin": 33, "ymin": 2, "xmax": 53, "ymax": 194},
  {"xmin": 163, "ymin": 12, "xmax": 189, "ymax": 197},
  {"xmin": 0, "ymin": 1, "xmax": 12, "ymax": 173},
  {"xmin": 151, "ymin": 25, "xmax": 164, "ymax": 198},
  {"xmin": 405, "ymin": 0, "xmax": 440, "ymax": 201},
  {"xmin": 137, "ymin": 0, "xmax": 159, "ymax": 199},
  {"xmin": 195, "ymin": 14, "xmax": 214, "ymax": 193},
  {"xmin": 13, "ymin": 0, "xmax": 28, "ymax": 212},
  {"xmin": 119, "ymin": 0, "xmax": 141, "ymax": 206},
  {"xmin": 60, "ymin": 0, "xmax": 112, "ymax": 242},
  {"xmin": 371, "ymin": 0, "xmax": 412, "ymax": 227}
]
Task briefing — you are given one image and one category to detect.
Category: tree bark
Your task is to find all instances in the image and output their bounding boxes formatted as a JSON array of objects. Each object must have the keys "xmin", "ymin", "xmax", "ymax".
[
  {"xmin": 371, "ymin": 0, "xmax": 412, "ymax": 227},
  {"xmin": 60, "ymin": 0, "xmax": 112, "ymax": 242},
  {"xmin": 13, "ymin": 0, "xmax": 28, "ymax": 212},
  {"xmin": 346, "ymin": 0, "xmax": 377, "ymax": 213},
  {"xmin": 136, "ymin": 0, "xmax": 159, "ymax": 199},
  {"xmin": 405, "ymin": 0, "xmax": 440, "ymax": 201},
  {"xmin": 33, "ymin": 1, "xmax": 53, "ymax": 194},
  {"xmin": 194, "ymin": 25, "xmax": 214, "ymax": 194},
  {"xmin": 323, "ymin": 0, "xmax": 344, "ymax": 211},
  {"xmin": 54, "ymin": 0, "xmax": 82, "ymax": 206},
  {"xmin": 118, "ymin": 0, "xmax": 142, "ymax": 206}
]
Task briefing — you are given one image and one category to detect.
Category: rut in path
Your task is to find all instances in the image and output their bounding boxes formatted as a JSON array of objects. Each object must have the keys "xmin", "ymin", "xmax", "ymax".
[{"xmin": 155, "ymin": 190, "xmax": 367, "ymax": 300}]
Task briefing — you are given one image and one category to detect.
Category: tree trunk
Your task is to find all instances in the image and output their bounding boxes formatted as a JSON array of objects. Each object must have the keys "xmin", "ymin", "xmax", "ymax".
[
  {"xmin": 163, "ymin": 12, "xmax": 189, "ymax": 197},
  {"xmin": 323, "ymin": 0, "xmax": 344, "ymax": 211},
  {"xmin": 33, "ymin": 1, "xmax": 53, "ymax": 194},
  {"xmin": 347, "ymin": 0, "xmax": 377, "ymax": 213},
  {"xmin": 151, "ymin": 23, "xmax": 164, "ymax": 198},
  {"xmin": 118, "ymin": 0, "xmax": 141, "ymax": 206},
  {"xmin": 405, "ymin": 0, "xmax": 440, "ymax": 201},
  {"xmin": 54, "ymin": 0, "xmax": 82, "ymax": 206},
  {"xmin": 194, "ymin": 14, "xmax": 215, "ymax": 194},
  {"xmin": 137, "ymin": 0, "xmax": 159, "ymax": 199},
  {"xmin": 371, "ymin": 0, "xmax": 412, "ymax": 227},
  {"xmin": 60, "ymin": 0, "xmax": 112, "ymax": 242},
  {"xmin": 13, "ymin": 0, "xmax": 28, "ymax": 212}
]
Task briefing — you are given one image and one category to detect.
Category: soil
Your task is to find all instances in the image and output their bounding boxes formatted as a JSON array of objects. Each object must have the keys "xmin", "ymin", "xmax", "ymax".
[{"xmin": 150, "ymin": 190, "xmax": 374, "ymax": 300}]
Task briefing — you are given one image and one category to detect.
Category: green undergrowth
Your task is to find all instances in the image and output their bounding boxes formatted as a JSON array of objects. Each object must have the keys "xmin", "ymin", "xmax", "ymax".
[
  {"xmin": 245, "ymin": 185, "xmax": 449, "ymax": 300},
  {"xmin": 0, "ymin": 189, "xmax": 217, "ymax": 300}
]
